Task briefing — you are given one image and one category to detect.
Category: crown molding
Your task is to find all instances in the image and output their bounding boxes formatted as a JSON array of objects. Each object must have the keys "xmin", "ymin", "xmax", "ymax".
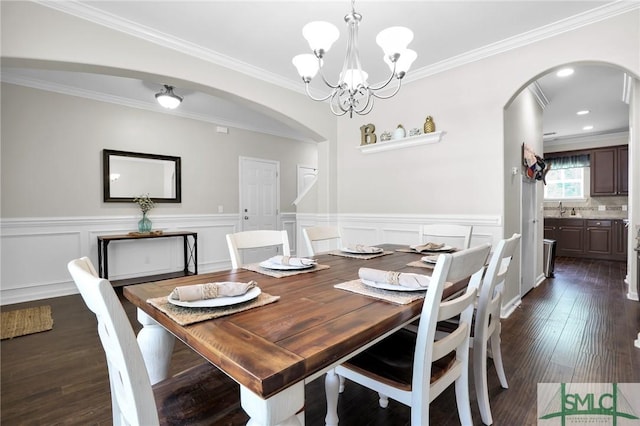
[
  {"xmin": 36, "ymin": 0, "xmax": 305, "ymax": 95},
  {"xmin": 403, "ymin": 1, "xmax": 640, "ymax": 84},
  {"xmin": 544, "ymin": 130, "xmax": 629, "ymax": 147},
  {"xmin": 38, "ymin": 1, "xmax": 640, "ymax": 94},
  {"xmin": 528, "ymin": 82, "xmax": 549, "ymax": 110},
  {"xmin": 1, "ymin": 71, "xmax": 315, "ymax": 143}
]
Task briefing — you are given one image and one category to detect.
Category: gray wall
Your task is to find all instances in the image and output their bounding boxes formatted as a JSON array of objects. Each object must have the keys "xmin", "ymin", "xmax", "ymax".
[{"xmin": 1, "ymin": 83, "xmax": 318, "ymax": 218}]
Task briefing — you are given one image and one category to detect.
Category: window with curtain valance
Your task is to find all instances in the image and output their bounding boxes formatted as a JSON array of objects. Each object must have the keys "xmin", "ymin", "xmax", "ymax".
[{"xmin": 544, "ymin": 153, "xmax": 590, "ymax": 199}]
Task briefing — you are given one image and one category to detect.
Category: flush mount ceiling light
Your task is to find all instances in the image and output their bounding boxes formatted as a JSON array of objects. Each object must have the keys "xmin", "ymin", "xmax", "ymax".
[
  {"xmin": 556, "ymin": 67, "xmax": 574, "ymax": 77},
  {"xmin": 583, "ymin": 125, "xmax": 594, "ymax": 130},
  {"xmin": 292, "ymin": 0, "xmax": 416, "ymax": 117},
  {"xmin": 155, "ymin": 85, "xmax": 183, "ymax": 109},
  {"xmin": 576, "ymin": 110, "xmax": 590, "ymax": 115}
]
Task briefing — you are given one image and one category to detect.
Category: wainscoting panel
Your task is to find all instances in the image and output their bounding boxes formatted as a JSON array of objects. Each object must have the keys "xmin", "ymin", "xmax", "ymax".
[
  {"xmin": 0, "ymin": 215, "xmax": 239, "ymax": 305},
  {"xmin": 1, "ymin": 231, "xmax": 82, "ymax": 290},
  {"xmin": 2, "ymin": 212, "xmax": 507, "ymax": 306},
  {"xmin": 281, "ymin": 213, "xmax": 297, "ymax": 255}
]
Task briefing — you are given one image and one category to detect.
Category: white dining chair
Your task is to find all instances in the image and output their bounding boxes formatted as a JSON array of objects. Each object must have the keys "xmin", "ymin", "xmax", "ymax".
[
  {"xmin": 67, "ymin": 257, "xmax": 243, "ymax": 425},
  {"xmin": 334, "ymin": 243, "xmax": 492, "ymax": 425},
  {"xmin": 226, "ymin": 229, "xmax": 291, "ymax": 269},
  {"xmin": 472, "ymin": 233, "xmax": 520, "ymax": 425},
  {"xmin": 419, "ymin": 224, "xmax": 473, "ymax": 250},
  {"xmin": 302, "ymin": 225, "xmax": 342, "ymax": 256}
]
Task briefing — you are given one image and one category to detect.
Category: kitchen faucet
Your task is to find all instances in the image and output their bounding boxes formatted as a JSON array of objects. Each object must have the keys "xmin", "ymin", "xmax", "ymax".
[{"xmin": 559, "ymin": 201, "xmax": 566, "ymax": 216}]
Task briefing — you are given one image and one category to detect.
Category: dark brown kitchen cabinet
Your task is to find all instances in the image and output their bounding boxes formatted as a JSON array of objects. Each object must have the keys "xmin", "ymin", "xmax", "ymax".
[
  {"xmin": 590, "ymin": 145, "xmax": 628, "ymax": 196},
  {"xmin": 613, "ymin": 220, "xmax": 628, "ymax": 261},
  {"xmin": 618, "ymin": 146, "xmax": 628, "ymax": 194},
  {"xmin": 544, "ymin": 218, "xmax": 628, "ymax": 261},
  {"xmin": 585, "ymin": 220, "xmax": 612, "ymax": 259},
  {"xmin": 556, "ymin": 219, "xmax": 585, "ymax": 257},
  {"xmin": 544, "ymin": 222, "xmax": 557, "ymax": 241}
]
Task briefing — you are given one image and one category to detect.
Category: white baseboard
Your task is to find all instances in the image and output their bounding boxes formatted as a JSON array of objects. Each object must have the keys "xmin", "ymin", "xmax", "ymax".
[{"xmin": 501, "ymin": 294, "xmax": 522, "ymax": 319}]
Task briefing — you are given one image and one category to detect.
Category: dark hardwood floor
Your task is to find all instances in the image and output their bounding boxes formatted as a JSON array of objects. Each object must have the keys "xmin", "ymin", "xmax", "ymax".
[{"xmin": 2, "ymin": 257, "xmax": 639, "ymax": 425}]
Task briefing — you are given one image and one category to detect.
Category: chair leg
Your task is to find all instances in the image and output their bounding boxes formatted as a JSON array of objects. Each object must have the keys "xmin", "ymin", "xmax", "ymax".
[
  {"xmin": 378, "ymin": 393, "xmax": 389, "ymax": 408},
  {"xmin": 454, "ymin": 365, "xmax": 473, "ymax": 426},
  {"xmin": 474, "ymin": 338, "xmax": 493, "ymax": 425},
  {"xmin": 491, "ymin": 329, "xmax": 508, "ymax": 389}
]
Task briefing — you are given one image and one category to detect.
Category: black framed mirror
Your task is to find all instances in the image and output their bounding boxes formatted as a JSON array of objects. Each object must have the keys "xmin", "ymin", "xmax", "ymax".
[{"xmin": 103, "ymin": 149, "xmax": 181, "ymax": 203}]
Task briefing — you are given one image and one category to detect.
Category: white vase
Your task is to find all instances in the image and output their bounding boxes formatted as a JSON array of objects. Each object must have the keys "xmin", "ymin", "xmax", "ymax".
[{"xmin": 392, "ymin": 126, "xmax": 406, "ymax": 140}]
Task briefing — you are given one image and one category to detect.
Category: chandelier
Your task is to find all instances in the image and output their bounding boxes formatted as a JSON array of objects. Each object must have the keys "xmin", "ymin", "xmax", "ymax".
[{"xmin": 292, "ymin": 0, "xmax": 416, "ymax": 118}]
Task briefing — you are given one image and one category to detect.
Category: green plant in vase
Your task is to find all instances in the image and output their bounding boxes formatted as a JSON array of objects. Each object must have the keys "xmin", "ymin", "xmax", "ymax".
[{"xmin": 133, "ymin": 194, "xmax": 155, "ymax": 233}]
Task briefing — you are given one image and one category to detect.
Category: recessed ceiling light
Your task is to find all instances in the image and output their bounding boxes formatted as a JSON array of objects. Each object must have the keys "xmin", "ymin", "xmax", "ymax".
[
  {"xmin": 576, "ymin": 110, "xmax": 590, "ymax": 115},
  {"xmin": 556, "ymin": 67, "xmax": 574, "ymax": 77},
  {"xmin": 583, "ymin": 125, "xmax": 594, "ymax": 130}
]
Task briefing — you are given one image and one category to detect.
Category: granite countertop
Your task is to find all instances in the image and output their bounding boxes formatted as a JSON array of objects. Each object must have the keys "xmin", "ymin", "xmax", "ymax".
[{"xmin": 544, "ymin": 215, "xmax": 628, "ymax": 220}]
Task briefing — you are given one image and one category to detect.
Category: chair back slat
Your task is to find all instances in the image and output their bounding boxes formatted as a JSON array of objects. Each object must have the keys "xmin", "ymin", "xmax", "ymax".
[
  {"xmin": 303, "ymin": 226, "xmax": 342, "ymax": 255},
  {"xmin": 226, "ymin": 230, "xmax": 290, "ymax": 269},
  {"xmin": 419, "ymin": 224, "xmax": 473, "ymax": 250}
]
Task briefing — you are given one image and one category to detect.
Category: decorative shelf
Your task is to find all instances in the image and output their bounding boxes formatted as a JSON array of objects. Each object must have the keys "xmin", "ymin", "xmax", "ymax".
[{"xmin": 357, "ymin": 131, "xmax": 446, "ymax": 154}]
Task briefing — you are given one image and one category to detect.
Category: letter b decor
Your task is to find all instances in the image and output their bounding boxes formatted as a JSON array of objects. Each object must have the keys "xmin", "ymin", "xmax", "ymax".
[{"xmin": 360, "ymin": 124, "xmax": 377, "ymax": 145}]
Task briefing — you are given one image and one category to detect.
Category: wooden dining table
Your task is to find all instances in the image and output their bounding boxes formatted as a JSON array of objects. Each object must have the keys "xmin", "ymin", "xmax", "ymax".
[{"xmin": 123, "ymin": 244, "xmax": 465, "ymax": 426}]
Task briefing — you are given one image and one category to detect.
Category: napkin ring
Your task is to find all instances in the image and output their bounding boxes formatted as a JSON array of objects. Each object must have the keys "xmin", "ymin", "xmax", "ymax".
[{"xmin": 385, "ymin": 271, "xmax": 401, "ymax": 285}]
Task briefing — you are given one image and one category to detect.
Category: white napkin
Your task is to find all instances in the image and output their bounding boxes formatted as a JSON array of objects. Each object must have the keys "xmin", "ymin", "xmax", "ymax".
[
  {"xmin": 359, "ymin": 267, "xmax": 430, "ymax": 289},
  {"xmin": 346, "ymin": 244, "xmax": 382, "ymax": 253},
  {"xmin": 170, "ymin": 281, "xmax": 257, "ymax": 302},
  {"xmin": 411, "ymin": 242, "xmax": 446, "ymax": 253},
  {"xmin": 268, "ymin": 255, "xmax": 317, "ymax": 267}
]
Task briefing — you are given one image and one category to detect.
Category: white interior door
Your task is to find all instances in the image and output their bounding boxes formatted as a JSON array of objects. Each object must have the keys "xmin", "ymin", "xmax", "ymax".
[
  {"xmin": 521, "ymin": 178, "xmax": 537, "ymax": 296},
  {"xmin": 239, "ymin": 157, "xmax": 280, "ymax": 264}
]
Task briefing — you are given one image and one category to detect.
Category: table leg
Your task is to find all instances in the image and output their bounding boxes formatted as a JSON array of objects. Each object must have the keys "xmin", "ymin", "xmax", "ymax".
[
  {"xmin": 324, "ymin": 369, "xmax": 340, "ymax": 426},
  {"xmin": 136, "ymin": 309, "xmax": 175, "ymax": 385},
  {"xmin": 240, "ymin": 381, "xmax": 304, "ymax": 426}
]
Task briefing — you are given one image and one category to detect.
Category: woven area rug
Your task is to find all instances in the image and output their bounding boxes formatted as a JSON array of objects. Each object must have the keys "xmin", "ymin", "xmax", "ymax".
[{"xmin": 1, "ymin": 305, "xmax": 54, "ymax": 340}]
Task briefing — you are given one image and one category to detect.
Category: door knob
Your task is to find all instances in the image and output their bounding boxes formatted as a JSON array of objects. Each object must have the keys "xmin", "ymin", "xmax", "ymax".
[{"xmin": 244, "ymin": 216, "xmax": 249, "ymax": 220}]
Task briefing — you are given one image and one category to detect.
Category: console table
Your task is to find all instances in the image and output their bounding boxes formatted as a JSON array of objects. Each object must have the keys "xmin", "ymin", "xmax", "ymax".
[{"xmin": 97, "ymin": 231, "xmax": 197, "ymax": 287}]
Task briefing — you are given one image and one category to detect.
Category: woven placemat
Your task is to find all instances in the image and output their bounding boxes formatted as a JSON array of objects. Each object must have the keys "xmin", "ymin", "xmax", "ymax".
[
  {"xmin": 1, "ymin": 306, "xmax": 54, "ymax": 339},
  {"xmin": 147, "ymin": 293, "xmax": 280, "ymax": 326},
  {"xmin": 242, "ymin": 263, "xmax": 330, "ymax": 278},
  {"xmin": 334, "ymin": 279, "xmax": 426, "ymax": 305},
  {"xmin": 327, "ymin": 250, "xmax": 394, "ymax": 260},
  {"xmin": 407, "ymin": 260, "xmax": 435, "ymax": 269}
]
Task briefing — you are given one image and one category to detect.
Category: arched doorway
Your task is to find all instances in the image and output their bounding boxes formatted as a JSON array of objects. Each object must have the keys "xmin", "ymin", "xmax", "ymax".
[{"xmin": 504, "ymin": 61, "xmax": 639, "ymax": 308}]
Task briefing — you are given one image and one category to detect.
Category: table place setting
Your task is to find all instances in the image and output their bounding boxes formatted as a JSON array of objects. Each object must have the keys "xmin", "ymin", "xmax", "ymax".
[
  {"xmin": 395, "ymin": 242, "xmax": 457, "ymax": 254},
  {"xmin": 328, "ymin": 244, "xmax": 393, "ymax": 259},
  {"xmin": 407, "ymin": 254, "xmax": 441, "ymax": 269},
  {"xmin": 334, "ymin": 267, "xmax": 450, "ymax": 305},
  {"xmin": 243, "ymin": 255, "xmax": 330, "ymax": 278},
  {"xmin": 147, "ymin": 281, "xmax": 280, "ymax": 326}
]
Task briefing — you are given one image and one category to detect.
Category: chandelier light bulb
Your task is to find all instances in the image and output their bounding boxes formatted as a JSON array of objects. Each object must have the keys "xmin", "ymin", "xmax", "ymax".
[
  {"xmin": 292, "ymin": 54, "xmax": 320, "ymax": 81},
  {"xmin": 302, "ymin": 21, "xmax": 340, "ymax": 57},
  {"xmin": 341, "ymin": 69, "xmax": 369, "ymax": 91},
  {"xmin": 384, "ymin": 49, "xmax": 417, "ymax": 77},
  {"xmin": 376, "ymin": 26, "xmax": 414, "ymax": 58}
]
